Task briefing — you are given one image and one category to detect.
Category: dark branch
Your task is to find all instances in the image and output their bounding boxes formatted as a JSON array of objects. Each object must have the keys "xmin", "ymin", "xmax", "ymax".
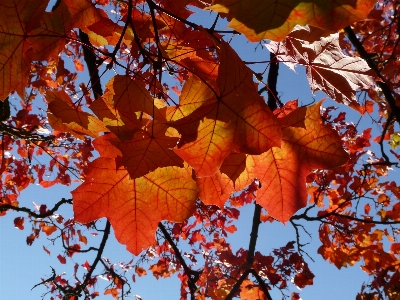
[
  {"xmin": 0, "ymin": 198, "xmax": 72, "ymax": 219},
  {"xmin": 344, "ymin": 26, "xmax": 400, "ymax": 124},
  {"xmin": 74, "ymin": 221, "xmax": 111, "ymax": 296},
  {"xmin": 247, "ymin": 203, "xmax": 262, "ymax": 265},
  {"xmin": 158, "ymin": 222, "xmax": 199, "ymax": 299},
  {"xmin": 291, "ymin": 210, "xmax": 400, "ymax": 225},
  {"xmin": 267, "ymin": 52, "xmax": 280, "ymax": 110},
  {"xmin": 225, "ymin": 269, "xmax": 273, "ymax": 300},
  {"xmin": 79, "ymin": 30, "xmax": 103, "ymax": 100}
]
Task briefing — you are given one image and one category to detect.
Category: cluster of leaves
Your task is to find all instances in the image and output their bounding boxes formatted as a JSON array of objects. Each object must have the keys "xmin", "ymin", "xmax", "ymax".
[{"xmin": 0, "ymin": 0, "xmax": 399, "ymax": 299}]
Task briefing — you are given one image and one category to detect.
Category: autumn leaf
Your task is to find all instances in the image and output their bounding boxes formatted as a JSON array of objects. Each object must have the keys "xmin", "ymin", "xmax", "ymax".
[
  {"xmin": 88, "ymin": 75, "xmax": 184, "ymax": 179},
  {"xmin": 0, "ymin": 0, "xmax": 47, "ymax": 99},
  {"xmin": 165, "ymin": 75, "xmax": 218, "ymax": 122},
  {"xmin": 196, "ymin": 171, "xmax": 234, "ymax": 207},
  {"xmin": 0, "ymin": 0, "xmax": 101, "ymax": 99},
  {"xmin": 41, "ymin": 225, "xmax": 57, "ymax": 236},
  {"xmin": 218, "ymin": 101, "xmax": 349, "ymax": 222},
  {"xmin": 170, "ymin": 42, "xmax": 281, "ymax": 177},
  {"xmin": 135, "ymin": 266, "xmax": 147, "ymax": 277},
  {"xmin": 57, "ymin": 255, "xmax": 67, "ymax": 264},
  {"xmin": 14, "ymin": 217, "xmax": 24, "ymax": 230},
  {"xmin": 266, "ymin": 26, "xmax": 376, "ymax": 111},
  {"xmin": 109, "ymin": 122, "xmax": 184, "ymax": 179},
  {"xmin": 208, "ymin": 0, "xmax": 377, "ymax": 41},
  {"xmin": 72, "ymin": 158, "xmax": 198, "ymax": 254},
  {"xmin": 159, "ymin": 27, "xmax": 219, "ymax": 81},
  {"xmin": 47, "ymin": 90, "xmax": 108, "ymax": 139},
  {"xmin": 90, "ymin": 75, "xmax": 163, "ymax": 141},
  {"xmin": 240, "ymin": 280, "xmax": 266, "ymax": 300},
  {"xmin": 85, "ymin": 14, "xmax": 134, "ymax": 47}
]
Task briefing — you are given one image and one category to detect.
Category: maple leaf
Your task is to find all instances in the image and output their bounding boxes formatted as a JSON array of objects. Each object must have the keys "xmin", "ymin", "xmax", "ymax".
[
  {"xmin": 0, "ymin": 0, "xmax": 47, "ymax": 99},
  {"xmin": 95, "ymin": 124, "xmax": 183, "ymax": 180},
  {"xmin": 266, "ymin": 25, "xmax": 376, "ymax": 111},
  {"xmin": 159, "ymin": 27, "xmax": 219, "ymax": 81},
  {"xmin": 170, "ymin": 42, "xmax": 281, "ymax": 177},
  {"xmin": 218, "ymin": 101, "xmax": 349, "ymax": 222},
  {"xmin": 0, "ymin": 0, "xmax": 100, "ymax": 99},
  {"xmin": 85, "ymin": 14, "xmax": 134, "ymax": 47},
  {"xmin": 47, "ymin": 90, "xmax": 108, "ymax": 139},
  {"xmin": 111, "ymin": 124, "xmax": 183, "ymax": 179},
  {"xmin": 88, "ymin": 75, "xmax": 183, "ymax": 178},
  {"xmin": 90, "ymin": 75, "xmax": 164, "ymax": 141},
  {"xmin": 72, "ymin": 158, "xmax": 198, "ymax": 254},
  {"xmin": 208, "ymin": 0, "xmax": 377, "ymax": 41}
]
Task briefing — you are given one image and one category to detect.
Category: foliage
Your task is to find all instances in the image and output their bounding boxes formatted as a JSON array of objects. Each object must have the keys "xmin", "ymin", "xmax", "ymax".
[{"xmin": 0, "ymin": 0, "xmax": 399, "ymax": 299}]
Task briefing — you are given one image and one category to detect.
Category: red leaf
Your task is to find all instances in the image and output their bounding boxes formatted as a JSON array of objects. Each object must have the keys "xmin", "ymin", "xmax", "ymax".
[
  {"xmin": 57, "ymin": 255, "xmax": 67, "ymax": 264},
  {"xmin": 14, "ymin": 217, "xmax": 24, "ymax": 230}
]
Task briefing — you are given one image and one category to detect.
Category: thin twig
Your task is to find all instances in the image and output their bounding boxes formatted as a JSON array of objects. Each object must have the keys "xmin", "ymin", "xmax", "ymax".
[{"xmin": 0, "ymin": 198, "xmax": 72, "ymax": 219}]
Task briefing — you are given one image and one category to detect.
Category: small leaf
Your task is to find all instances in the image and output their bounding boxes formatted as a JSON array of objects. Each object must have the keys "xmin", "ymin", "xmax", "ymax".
[
  {"xmin": 14, "ymin": 217, "xmax": 24, "ymax": 230},
  {"xmin": 135, "ymin": 267, "xmax": 147, "ymax": 277},
  {"xmin": 42, "ymin": 225, "xmax": 57, "ymax": 236},
  {"xmin": 57, "ymin": 255, "xmax": 67, "ymax": 264}
]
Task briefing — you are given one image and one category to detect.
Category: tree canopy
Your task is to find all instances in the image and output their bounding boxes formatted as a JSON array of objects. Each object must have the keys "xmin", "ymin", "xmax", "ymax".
[{"xmin": 0, "ymin": 0, "xmax": 399, "ymax": 299}]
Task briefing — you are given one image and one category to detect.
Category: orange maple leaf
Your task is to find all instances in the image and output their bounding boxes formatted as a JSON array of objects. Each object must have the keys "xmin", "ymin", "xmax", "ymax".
[
  {"xmin": 208, "ymin": 0, "xmax": 377, "ymax": 41},
  {"xmin": 90, "ymin": 75, "xmax": 164, "ymax": 141},
  {"xmin": 239, "ymin": 279, "xmax": 266, "ymax": 300},
  {"xmin": 170, "ymin": 42, "xmax": 281, "ymax": 177},
  {"xmin": 88, "ymin": 75, "xmax": 183, "ymax": 178},
  {"xmin": 47, "ymin": 90, "xmax": 108, "ymax": 139},
  {"xmin": 196, "ymin": 171, "xmax": 234, "ymax": 207},
  {"xmin": 72, "ymin": 158, "xmax": 198, "ymax": 254},
  {"xmin": 218, "ymin": 101, "xmax": 349, "ymax": 222},
  {"xmin": 0, "ymin": 0, "xmax": 100, "ymax": 99}
]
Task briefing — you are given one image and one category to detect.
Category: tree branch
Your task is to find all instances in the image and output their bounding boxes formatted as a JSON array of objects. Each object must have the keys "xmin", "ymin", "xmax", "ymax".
[
  {"xmin": 79, "ymin": 30, "xmax": 103, "ymax": 100},
  {"xmin": 225, "ymin": 269, "xmax": 273, "ymax": 300},
  {"xmin": 267, "ymin": 52, "xmax": 280, "ymax": 110},
  {"xmin": 0, "ymin": 198, "xmax": 72, "ymax": 219},
  {"xmin": 74, "ymin": 220, "xmax": 111, "ymax": 296},
  {"xmin": 247, "ymin": 203, "xmax": 262, "ymax": 266},
  {"xmin": 158, "ymin": 222, "xmax": 199, "ymax": 299},
  {"xmin": 344, "ymin": 26, "xmax": 400, "ymax": 124}
]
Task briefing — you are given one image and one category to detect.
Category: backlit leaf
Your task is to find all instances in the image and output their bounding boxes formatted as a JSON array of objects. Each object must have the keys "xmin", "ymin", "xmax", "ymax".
[
  {"xmin": 266, "ymin": 26, "xmax": 376, "ymax": 111},
  {"xmin": 220, "ymin": 101, "xmax": 349, "ymax": 222},
  {"xmin": 208, "ymin": 0, "xmax": 376, "ymax": 41},
  {"xmin": 47, "ymin": 90, "xmax": 108, "ymax": 139},
  {"xmin": 171, "ymin": 42, "xmax": 281, "ymax": 177},
  {"xmin": 72, "ymin": 158, "xmax": 198, "ymax": 254}
]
